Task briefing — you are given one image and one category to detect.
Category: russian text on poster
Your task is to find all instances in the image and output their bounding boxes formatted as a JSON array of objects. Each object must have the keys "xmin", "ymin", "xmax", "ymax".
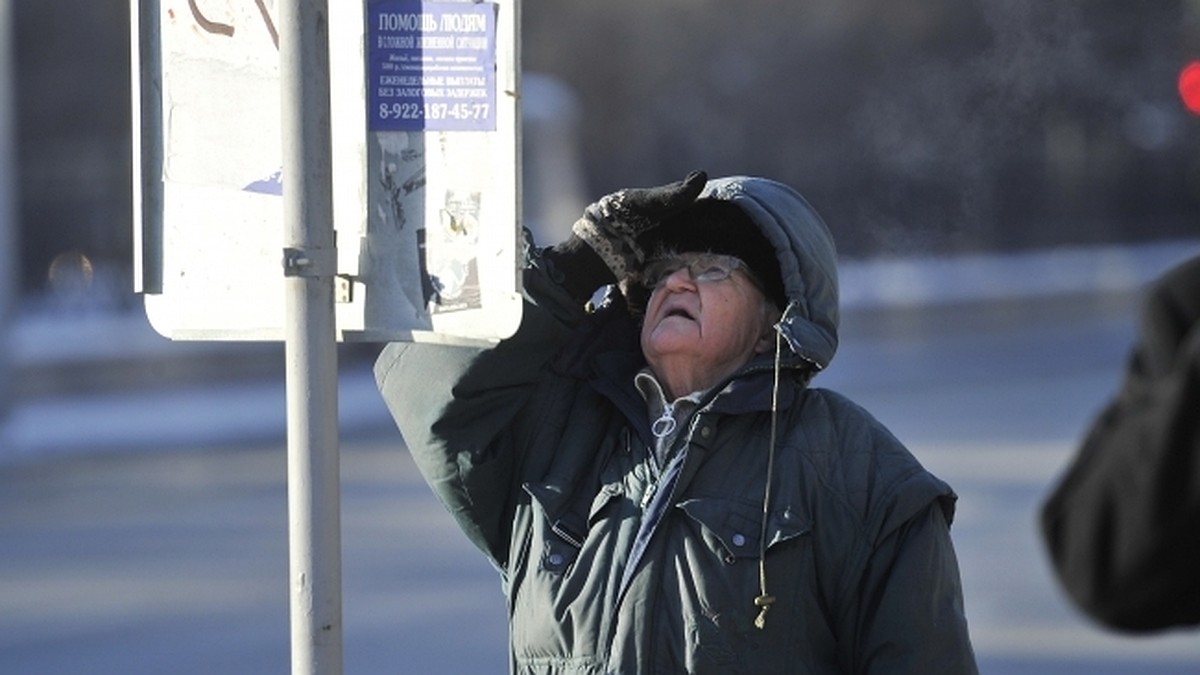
[{"xmin": 367, "ymin": 1, "xmax": 498, "ymax": 132}]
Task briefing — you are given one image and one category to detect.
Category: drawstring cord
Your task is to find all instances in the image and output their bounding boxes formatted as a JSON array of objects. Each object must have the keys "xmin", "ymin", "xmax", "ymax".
[{"xmin": 754, "ymin": 302, "xmax": 792, "ymax": 629}]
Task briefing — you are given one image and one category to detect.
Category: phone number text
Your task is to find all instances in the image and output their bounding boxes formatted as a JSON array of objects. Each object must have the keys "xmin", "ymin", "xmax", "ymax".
[{"xmin": 377, "ymin": 102, "xmax": 491, "ymax": 121}]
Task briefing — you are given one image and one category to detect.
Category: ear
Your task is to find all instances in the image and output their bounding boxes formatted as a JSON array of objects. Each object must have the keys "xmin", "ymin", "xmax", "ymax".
[
  {"xmin": 753, "ymin": 305, "xmax": 782, "ymax": 354},
  {"xmin": 754, "ymin": 332, "xmax": 774, "ymax": 354}
]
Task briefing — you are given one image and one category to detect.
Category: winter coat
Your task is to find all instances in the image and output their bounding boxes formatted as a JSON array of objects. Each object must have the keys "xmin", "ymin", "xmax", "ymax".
[
  {"xmin": 1041, "ymin": 253, "xmax": 1200, "ymax": 632},
  {"xmin": 375, "ymin": 176, "xmax": 977, "ymax": 673}
]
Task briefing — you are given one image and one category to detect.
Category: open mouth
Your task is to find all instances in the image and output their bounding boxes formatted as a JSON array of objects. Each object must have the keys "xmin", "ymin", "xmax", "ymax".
[{"xmin": 664, "ymin": 307, "xmax": 695, "ymax": 320}]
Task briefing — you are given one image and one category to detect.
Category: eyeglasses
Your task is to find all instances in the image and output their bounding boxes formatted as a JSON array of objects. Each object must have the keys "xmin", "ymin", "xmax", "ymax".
[{"xmin": 641, "ymin": 252, "xmax": 763, "ymax": 290}]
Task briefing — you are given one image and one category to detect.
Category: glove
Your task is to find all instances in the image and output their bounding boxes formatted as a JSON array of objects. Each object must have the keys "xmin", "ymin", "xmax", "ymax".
[{"xmin": 571, "ymin": 170, "xmax": 707, "ymax": 280}]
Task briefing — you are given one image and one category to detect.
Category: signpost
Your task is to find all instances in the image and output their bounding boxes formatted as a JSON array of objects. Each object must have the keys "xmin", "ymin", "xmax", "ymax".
[
  {"xmin": 279, "ymin": 0, "xmax": 341, "ymax": 672},
  {"xmin": 0, "ymin": 0, "xmax": 13, "ymax": 427},
  {"xmin": 131, "ymin": 1, "xmax": 522, "ymax": 672}
]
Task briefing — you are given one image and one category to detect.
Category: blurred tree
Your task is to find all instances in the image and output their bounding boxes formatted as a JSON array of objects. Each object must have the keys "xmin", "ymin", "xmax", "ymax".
[
  {"xmin": 10, "ymin": 0, "xmax": 1200, "ymax": 301},
  {"xmin": 13, "ymin": 0, "xmax": 131, "ymax": 298},
  {"xmin": 523, "ymin": 0, "xmax": 1200, "ymax": 256}
]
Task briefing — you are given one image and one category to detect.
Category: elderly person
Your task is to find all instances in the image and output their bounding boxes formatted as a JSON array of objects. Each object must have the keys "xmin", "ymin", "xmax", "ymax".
[{"xmin": 375, "ymin": 172, "xmax": 977, "ymax": 673}]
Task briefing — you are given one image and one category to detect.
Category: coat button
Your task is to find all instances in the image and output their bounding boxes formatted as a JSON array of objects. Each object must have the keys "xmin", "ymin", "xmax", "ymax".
[
  {"xmin": 700, "ymin": 426, "xmax": 712, "ymax": 439},
  {"xmin": 548, "ymin": 553, "xmax": 564, "ymax": 567},
  {"xmin": 731, "ymin": 533, "xmax": 746, "ymax": 547}
]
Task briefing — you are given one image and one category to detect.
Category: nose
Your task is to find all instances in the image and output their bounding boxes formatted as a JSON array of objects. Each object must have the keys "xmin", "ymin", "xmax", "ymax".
[{"xmin": 659, "ymin": 265, "xmax": 699, "ymax": 291}]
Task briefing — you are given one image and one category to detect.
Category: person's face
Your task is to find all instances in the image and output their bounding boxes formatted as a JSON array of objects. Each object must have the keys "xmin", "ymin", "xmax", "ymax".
[{"xmin": 640, "ymin": 253, "xmax": 778, "ymax": 394}]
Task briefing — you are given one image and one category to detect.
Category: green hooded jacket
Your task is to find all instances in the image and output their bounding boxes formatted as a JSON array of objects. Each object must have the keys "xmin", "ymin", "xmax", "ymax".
[{"xmin": 375, "ymin": 176, "xmax": 978, "ymax": 673}]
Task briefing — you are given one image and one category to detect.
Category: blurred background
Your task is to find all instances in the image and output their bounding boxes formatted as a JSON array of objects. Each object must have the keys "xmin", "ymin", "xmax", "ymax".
[{"xmin": 2, "ymin": 0, "xmax": 1200, "ymax": 673}]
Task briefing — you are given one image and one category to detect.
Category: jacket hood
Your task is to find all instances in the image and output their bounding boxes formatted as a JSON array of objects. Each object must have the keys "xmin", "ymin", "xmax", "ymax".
[{"xmin": 698, "ymin": 176, "xmax": 839, "ymax": 371}]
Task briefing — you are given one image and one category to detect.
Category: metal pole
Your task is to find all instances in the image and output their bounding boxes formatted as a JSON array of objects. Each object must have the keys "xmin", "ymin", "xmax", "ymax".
[
  {"xmin": 0, "ymin": 0, "xmax": 15, "ymax": 426},
  {"xmin": 130, "ymin": 0, "xmax": 162, "ymax": 295},
  {"xmin": 279, "ymin": 0, "xmax": 342, "ymax": 673}
]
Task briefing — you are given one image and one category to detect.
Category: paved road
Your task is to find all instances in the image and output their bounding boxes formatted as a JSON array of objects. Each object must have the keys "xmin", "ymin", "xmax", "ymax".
[
  {"xmin": 827, "ymin": 295, "xmax": 1200, "ymax": 674},
  {"xmin": 3, "ymin": 293, "xmax": 1200, "ymax": 674}
]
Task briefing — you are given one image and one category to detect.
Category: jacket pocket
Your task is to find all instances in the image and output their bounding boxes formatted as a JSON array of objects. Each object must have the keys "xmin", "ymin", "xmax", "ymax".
[
  {"xmin": 524, "ymin": 481, "xmax": 585, "ymax": 573},
  {"xmin": 523, "ymin": 477, "xmax": 626, "ymax": 574},
  {"xmin": 676, "ymin": 498, "xmax": 816, "ymax": 673},
  {"xmin": 677, "ymin": 497, "xmax": 810, "ymax": 564}
]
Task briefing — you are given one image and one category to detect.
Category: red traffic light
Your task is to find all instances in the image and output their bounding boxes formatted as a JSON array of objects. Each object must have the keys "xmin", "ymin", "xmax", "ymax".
[{"xmin": 1179, "ymin": 61, "xmax": 1200, "ymax": 115}]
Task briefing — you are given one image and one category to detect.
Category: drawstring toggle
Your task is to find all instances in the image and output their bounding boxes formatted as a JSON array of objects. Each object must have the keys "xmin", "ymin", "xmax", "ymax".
[{"xmin": 753, "ymin": 593, "xmax": 776, "ymax": 629}]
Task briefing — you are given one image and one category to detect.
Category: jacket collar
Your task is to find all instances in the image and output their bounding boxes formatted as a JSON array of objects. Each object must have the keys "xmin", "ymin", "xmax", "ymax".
[
  {"xmin": 567, "ymin": 306, "xmax": 808, "ymax": 433},
  {"xmin": 589, "ymin": 337, "xmax": 802, "ymax": 425}
]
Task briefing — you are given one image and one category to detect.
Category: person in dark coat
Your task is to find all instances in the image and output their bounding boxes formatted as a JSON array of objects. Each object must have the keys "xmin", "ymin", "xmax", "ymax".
[
  {"xmin": 377, "ymin": 171, "xmax": 978, "ymax": 673},
  {"xmin": 1041, "ymin": 252, "xmax": 1200, "ymax": 632}
]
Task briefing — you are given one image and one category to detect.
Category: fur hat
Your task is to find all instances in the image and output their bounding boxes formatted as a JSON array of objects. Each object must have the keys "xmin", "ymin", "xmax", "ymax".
[{"xmin": 636, "ymin": 198, "xmax": 786, "ymax": 310}]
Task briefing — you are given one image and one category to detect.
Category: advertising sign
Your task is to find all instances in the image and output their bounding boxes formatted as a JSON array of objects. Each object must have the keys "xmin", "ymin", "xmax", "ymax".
[
  {"xmin": 134, "ymin": 0, "xmax": 522, "ymax": 343},
  {"xmin": 368, "ymin": 2, "xmax": 497, "ymax": 133}
]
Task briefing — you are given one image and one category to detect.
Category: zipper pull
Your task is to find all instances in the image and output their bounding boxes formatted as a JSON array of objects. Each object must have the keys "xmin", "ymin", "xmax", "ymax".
[
  {"xmin": 651, "ymin": 404, "xmax": 676, "ymax": 439},
  {"xmin": 640, "ymin": 481, "xmax": 658, "ymax": 509}
]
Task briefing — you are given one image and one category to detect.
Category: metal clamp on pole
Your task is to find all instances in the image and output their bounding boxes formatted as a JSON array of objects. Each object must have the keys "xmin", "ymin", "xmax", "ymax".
[{"xmin": 282, "ymin": 246, "xmax": 337, "ymax": 277}]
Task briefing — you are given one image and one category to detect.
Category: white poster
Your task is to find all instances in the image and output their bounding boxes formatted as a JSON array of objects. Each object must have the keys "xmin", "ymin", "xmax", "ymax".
[{"xmin": 136, "ymin": 0, "xmax": 522, "ymax": 343}]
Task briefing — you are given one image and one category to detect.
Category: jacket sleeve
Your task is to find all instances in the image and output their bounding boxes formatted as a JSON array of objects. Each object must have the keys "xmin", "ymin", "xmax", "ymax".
[
  {"xmin": 1039, "ymin": 254, "xmax": 1200, "ymax": 631},
  {"xmin": 848, "ymin": 490, "xmax": 978, "ymax": 674},
  {"xmin": 373, "ymin": 241, "xmax": 612, "ymax": 568}
]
